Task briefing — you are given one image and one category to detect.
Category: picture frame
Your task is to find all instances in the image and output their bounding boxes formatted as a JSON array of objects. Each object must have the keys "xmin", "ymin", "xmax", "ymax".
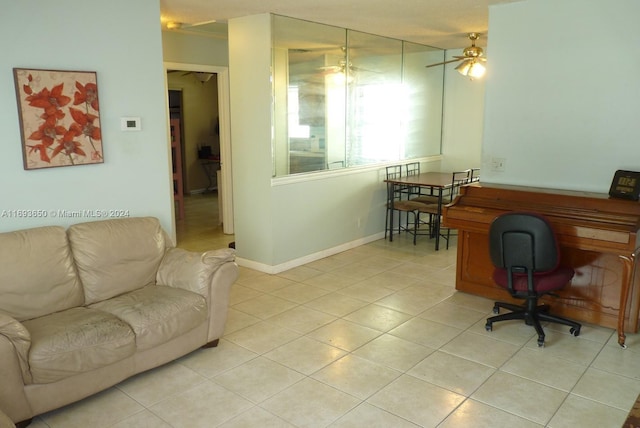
[
  {"xmin": 13, "ymin": 68, "xmax": 103, "ymax": 170},
  {"xmin": 608, "ymin": 170, "xmax": 640, "ymax": 201}
]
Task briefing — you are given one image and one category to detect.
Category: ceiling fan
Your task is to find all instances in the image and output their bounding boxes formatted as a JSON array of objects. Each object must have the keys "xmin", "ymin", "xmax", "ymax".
[
  {"xmin": 318, "ymin": 59, "xmax": 351, "ymax": 75},
  {"xmin": 167, "ymin": 70, "xmax": 214, "ymax": 83},
  {"xmin": 426, "ymin": 32, "xmax": 487, "ymax": 78},
  {"xmin": 316, "ymin": 49, "xmax": 381, "ymax": 77},
  {"xmin": 307, "ymin": 46, "xmax": 380, "ymax": 76},
  {"xmin": 314, "ymin": 46, "xmax": 351, "ymax": 75}
]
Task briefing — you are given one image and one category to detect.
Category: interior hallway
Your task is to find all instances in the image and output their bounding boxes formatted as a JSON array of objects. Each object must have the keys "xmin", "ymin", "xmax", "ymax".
[{"xmin": 175, "ymin": 191, "xmax": 234, "ymax": 252}]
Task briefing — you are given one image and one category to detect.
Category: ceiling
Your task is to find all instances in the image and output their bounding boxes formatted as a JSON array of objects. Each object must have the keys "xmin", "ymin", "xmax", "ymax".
[{"xmin": 159, "ymin": 0, "xmax": 523, "ymax": 50}]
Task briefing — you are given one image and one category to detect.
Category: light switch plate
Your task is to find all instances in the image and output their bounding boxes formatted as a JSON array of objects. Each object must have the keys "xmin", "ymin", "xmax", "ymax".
[
  {"xmin": 491, "ymin": 157, "xmax": 506, "ymax": 172},
  {"xmin": 121, "ymin": 117, "xmax": 141, "ymax": 131}
]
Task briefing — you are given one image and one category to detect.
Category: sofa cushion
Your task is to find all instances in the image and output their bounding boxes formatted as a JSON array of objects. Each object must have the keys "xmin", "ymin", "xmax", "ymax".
[
  {"xmin": 89, "ymin": 285, "xmax": 207, "ymax": 351},
  {"xmin": 22, "ymin": 307, "xmax": 136, "ymax": 384},
  {"xmin": 68, "ymin": 217, "xmax": 166, "ymax": 305},
  {"xmin": 0, "ymin": 226, "xmax": 84, "ymax": 321}
]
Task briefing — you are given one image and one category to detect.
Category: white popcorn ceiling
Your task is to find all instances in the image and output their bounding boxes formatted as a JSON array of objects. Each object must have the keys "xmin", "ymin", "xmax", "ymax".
[{"xmin": 159, "ymin": 0, "xmax": 523, "ymax": 49}]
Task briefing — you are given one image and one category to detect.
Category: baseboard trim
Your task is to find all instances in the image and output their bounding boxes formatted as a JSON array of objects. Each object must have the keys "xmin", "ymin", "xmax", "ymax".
[{"xmin": 236, "ymin": 232, "xmax": 385, "ymax": 274}]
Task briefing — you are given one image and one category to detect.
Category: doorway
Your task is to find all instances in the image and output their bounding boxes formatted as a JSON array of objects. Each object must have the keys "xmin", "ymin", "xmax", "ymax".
[{"xmin": 164, "ymin": 62, "xmax": 234, "ymax": 238}]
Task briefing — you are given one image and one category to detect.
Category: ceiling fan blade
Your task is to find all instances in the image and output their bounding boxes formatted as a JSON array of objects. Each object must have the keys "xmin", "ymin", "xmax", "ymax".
[
  {"xmin": 351, "ymin": 66, "xmax": 380, "ymax": 73},
  {"xmin": 187, "ymin": 19, "xmax": 218, "ymax": 28},
  {"xmin": 425, "ymin": 58, "xmax": 464, "ymax": 68},
  {"xmin": 318, "ymin": 65, "xmax": 342, "ymax": 73}
]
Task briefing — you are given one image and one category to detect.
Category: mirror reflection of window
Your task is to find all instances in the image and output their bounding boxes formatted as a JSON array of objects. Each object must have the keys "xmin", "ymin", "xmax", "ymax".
[
  {"xmin": 346, "ymin": 30, "xmax": 403, "ymax": 166},
  {"xmin": 287, "ymin": 86, "xmax": 310, "ymax": 139},
  {"xmin": 272, "ymin": 14, "xmax": 444, "ymax": 177}
]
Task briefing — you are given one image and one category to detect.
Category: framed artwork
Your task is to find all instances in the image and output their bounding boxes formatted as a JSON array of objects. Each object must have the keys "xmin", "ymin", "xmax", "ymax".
[
  {"xmin": 13, "ymin": 68, "xmax": 103, "ymax": 170},
  {"xmin": 609, "ymin": 170, "xmax": 640, "ymax": 201}
]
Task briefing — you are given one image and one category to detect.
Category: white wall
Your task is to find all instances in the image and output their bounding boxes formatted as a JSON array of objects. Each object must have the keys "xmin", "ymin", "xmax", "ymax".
[
  {"xmin": 441, "ymin": 50, "xmax": 485, "ymax": 173},
  {"xmin": 482, "ymin": 0, "xmax": 640, "ymax": 192},
  {"xmin": 0, "ymin": 1, "xmax": 173, "ymax": 236},
  {"xmin": 228, "ymin": 15, "xmax": 277, "ymax": 265},
  {"xmin": 162, "ymin": 31, "xmax": 229, "ymax": 66}
]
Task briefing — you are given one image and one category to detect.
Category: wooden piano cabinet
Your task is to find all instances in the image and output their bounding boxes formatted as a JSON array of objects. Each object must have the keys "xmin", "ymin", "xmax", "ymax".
[{"xmin": 445, "ymin": 183, "xmax": 640, "ymax": 347}]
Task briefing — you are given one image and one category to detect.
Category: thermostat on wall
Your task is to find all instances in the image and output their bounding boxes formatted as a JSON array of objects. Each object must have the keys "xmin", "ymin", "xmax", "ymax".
[{"xmin": 120, "ymin": 117, "xmax": 141, "ymax": 131}]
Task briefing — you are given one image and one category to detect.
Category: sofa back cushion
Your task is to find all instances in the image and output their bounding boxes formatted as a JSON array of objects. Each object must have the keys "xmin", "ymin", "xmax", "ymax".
[
  {"xmin": 68, "ymin": 217, "xmax": 166, "ymax": 305},
  {"xmin": 0, "ymin": 226, "xmax": 84, "ymax": 321}
]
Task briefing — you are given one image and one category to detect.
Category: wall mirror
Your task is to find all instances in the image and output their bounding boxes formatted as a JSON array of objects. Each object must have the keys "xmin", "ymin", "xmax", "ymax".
[{"xmin": 272, "ymin": 15, "xmax": 445, "ymax": 177}]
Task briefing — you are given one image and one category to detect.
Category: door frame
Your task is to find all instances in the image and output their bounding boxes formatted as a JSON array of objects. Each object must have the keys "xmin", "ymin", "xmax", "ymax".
[{"xmin": 164, "ymin": 62, "xmax": 234, "ymax": 234}]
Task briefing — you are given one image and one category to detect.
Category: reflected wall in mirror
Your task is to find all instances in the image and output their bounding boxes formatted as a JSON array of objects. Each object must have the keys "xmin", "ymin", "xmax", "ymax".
[{"xmin": 272, "ymin": 15, "xmax": 445, "ymax": 177}]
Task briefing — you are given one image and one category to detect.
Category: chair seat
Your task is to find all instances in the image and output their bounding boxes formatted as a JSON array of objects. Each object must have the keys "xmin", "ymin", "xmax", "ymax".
[
  {"xmin": 493, "ymin": 265, "xmax": 574, "ymax": 294},
  {"xmin": 410, "ymin": 195, "xmax": 440, "ymax": 204},
  {"xmin": 415, "ymin": 202, "xmax": 439, "ymax": 214},
  {"xmin": 389, "ymin": 200, "xmax": 433, "ymax": 211}
]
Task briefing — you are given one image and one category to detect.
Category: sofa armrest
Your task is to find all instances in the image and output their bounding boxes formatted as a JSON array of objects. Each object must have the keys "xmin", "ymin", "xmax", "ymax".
[
  {"xmin": 156, "ymin": 247, "xmax": 238, "ymax": 343},
  {"xmin": 156, "ymin": 247, "xmax": 236, "ymax": 295},
  {"xmin": 0, "ymin": 335, "xmax": 32, "ymax": 424},
  {"xmin": 205, "ymin": 261, "xmax": 238, "ymax": 341},
  {"xmin": 0, "ymin": 312, "xmax": 31, "ymax": 385},
  {"xmin": 0, "ymin": 407, "xmax": 16, "ymax": 428}
]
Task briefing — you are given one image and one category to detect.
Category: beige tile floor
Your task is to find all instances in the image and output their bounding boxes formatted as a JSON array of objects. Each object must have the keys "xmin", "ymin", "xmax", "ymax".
[{"xmin": 25, "ymin": 193, "xmax": 640, "ymax": 427}]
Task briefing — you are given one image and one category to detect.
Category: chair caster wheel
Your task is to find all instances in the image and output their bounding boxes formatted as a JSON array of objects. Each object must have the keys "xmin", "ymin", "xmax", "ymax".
[
  {"xmin": 570, "ymin": 327, "xmax": 580, "ymax": 337},
  {"xmin": 537, "ymin": 339, "xmax": 545, "ymax": 347},
  {"xmin": 492, "ymin": 307, "xmax": 499, "ymax": 314},
  {"xmin": 485, "ymin": 322, "xmax": 492, "ymax": 332}
]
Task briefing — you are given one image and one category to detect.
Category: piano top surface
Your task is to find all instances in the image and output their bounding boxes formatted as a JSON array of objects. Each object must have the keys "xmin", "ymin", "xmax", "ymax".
[{"xmin": 444, "ymin": 183, "xmax": 640, "ymax": 253}]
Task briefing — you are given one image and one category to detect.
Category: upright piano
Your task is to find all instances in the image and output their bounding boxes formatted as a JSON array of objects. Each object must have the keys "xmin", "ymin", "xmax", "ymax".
[{"xmin": 443, "ymin": 183, "xmax": 640, "ymax": 347}]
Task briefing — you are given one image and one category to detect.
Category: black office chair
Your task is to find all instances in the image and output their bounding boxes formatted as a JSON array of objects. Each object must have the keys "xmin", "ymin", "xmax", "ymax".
[{"xmin": 485, "ymin": 212, "xmax": 581, "ymax": 347}]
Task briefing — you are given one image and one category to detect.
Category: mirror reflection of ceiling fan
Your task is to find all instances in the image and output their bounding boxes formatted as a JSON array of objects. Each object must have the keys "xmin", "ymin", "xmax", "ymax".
[
  {"xmin": 426, "ymin": 32, "xmax": 487, "ymax": 79},
  {"xmin": 318, "ymin": 59, "xmax": 351, "ymax": 75},
  {"xmin": 315, "ymin": 46, "xmax": 350, "ymax": 75},
  {"xmin": 167, "ymin": 70, "xmax": 214, "ymax": 83},
  {"xmin": 316, "ymin": 47, "xmax": 379, "ymax": 76}
]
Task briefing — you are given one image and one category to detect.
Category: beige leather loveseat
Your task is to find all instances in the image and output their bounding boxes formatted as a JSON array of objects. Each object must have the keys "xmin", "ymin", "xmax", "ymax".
[{"xmin": 0, "ymin": 217, "xmax": 237, "ymax": 426}]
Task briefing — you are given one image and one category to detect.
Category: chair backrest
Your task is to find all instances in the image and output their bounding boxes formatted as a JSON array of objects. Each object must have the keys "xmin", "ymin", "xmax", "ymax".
[
  {"xmin": 452, "ymin": 169, "xmax": 471, "ymax": 186},
  {"xmin": 385, "ymin": 165, "xmax": 403, "ymax": 202},
  {"xmin": 470, "ymin": 168, "xmax": 480, "ymax": 182},
  {"xmin": 447, "ymin": 170, "xmax": 471, "ymax": 202},
  {"xmin": 405, "ymin": 162, "xmax": 420, "ymax": 177},
  {"xmin": 385, "ymin": 165, "xmax": 402, "ymax": 180},
  {"xmin": 404, "ymin": 162, "xmax": 423, "ymax": 196},
  {"xmin": 489, "ymin": 212, "xmax": 560, "ymax": 274}
]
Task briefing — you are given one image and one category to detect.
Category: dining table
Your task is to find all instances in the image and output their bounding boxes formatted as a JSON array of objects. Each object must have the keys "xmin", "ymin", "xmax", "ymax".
[{"xmin": 385, "ymin": 171, "xmax": 454, "ymax": 250}]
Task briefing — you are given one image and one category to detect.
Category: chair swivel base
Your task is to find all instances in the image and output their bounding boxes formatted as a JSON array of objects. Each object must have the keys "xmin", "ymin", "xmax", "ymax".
[{"xmin": 485, "ymin": 301, "xmax": 581, "ymax": 347}]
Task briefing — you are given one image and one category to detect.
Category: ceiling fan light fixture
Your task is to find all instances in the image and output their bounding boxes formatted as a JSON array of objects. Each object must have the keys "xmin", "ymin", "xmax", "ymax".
[
  {"xmin": 194, "ymin": 72, "xmax": 214, "ymax": 83},
  {"xmin": 455, "ymin": 59, "xmax": 486, "ymax": 79},
  {"xmin": 425, "ymin": 32, "xmax": 486, "ymax": 80}
]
